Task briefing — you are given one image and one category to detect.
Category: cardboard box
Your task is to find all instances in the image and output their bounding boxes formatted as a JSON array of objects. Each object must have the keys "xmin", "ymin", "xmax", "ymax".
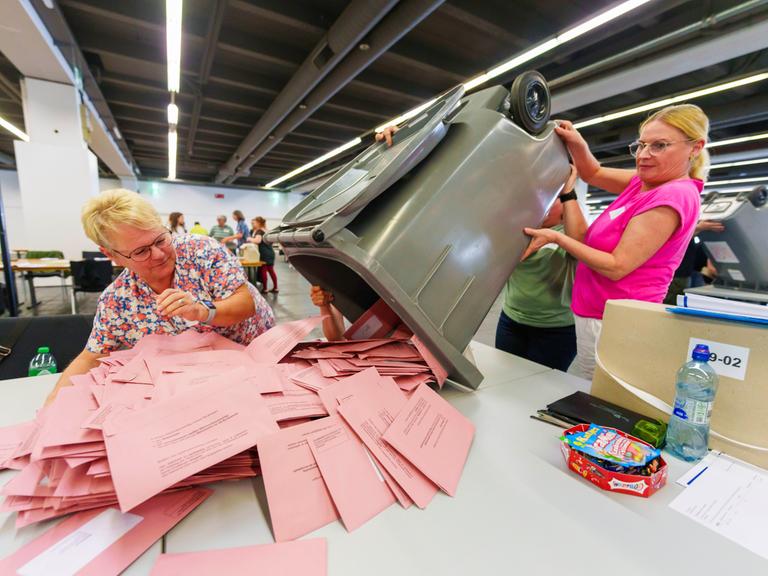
[
  {"xmin": 591, "ymin": 300, "xmax": 768, "ymax": 469},
  {"xmin": 560, "ymin": 424, "xmax": 667, "ymax": 497}
]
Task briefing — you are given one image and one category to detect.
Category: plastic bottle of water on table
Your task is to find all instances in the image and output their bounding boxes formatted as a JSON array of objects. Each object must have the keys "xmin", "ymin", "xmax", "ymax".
[
  {"xmin": 28, "ymin": 346, "xmax": 58, "ymax": 376},
  {"xmin": 666, "ymin": 344, "xmax": 719, "ymax": 462}
]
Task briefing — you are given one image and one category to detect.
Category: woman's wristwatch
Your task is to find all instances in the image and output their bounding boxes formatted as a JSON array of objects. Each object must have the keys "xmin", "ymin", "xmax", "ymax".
[
  {"xmin": 199, "ymin": 300, "xmax": 217, "ymax": 323},
  {"xmin": 559, "ymin": 190, "xmax": 578, "ymax": 203}
]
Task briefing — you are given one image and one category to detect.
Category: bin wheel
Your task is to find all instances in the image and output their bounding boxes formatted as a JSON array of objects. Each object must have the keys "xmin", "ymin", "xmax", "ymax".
[
  {"xmin": 510, "ymin": 70, "xmax": 550, "ymax": 135},
  {"xmin": 748, "ymin": 185, "xmax": 767, "ymax": 208}
]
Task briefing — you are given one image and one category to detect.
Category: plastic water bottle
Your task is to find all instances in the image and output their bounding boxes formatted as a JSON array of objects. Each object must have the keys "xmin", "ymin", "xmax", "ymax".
[
  {"xmin": 28, "ymin": 346, "xmax": 57, "ymax": 376},
  {"xmin": 666, "ymin": 344, "xmax": 719, "ymax": 462}
]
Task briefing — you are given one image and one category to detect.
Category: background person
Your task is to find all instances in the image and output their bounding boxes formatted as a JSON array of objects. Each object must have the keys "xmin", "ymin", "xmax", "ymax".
[
  {"xmin": 47, "ymin": 189, "xmax": 274, "ymax": 403},
  {"xmin": 223, "ymin": 210, "xmax": 250, "ymax": 252},
  {"xmin": 524, "ymin": 104, "xmax": 708, "ymax": 380},
  {"xmin": 247, "ymin": 216, "xmax": 278, "ymax": 293},
  {"xmin": 167, "ymin": 212, "xmax": 186, "ymax": 235},
  {"xmin": 496, "ymin": 166, "xmax": 585, "ymax": 371},
  {"xmin": 189, "ymin": 221, "xmax": 208, "ymax": 235},
  {"xmin": 209, "ymin": 215, "xmax": 236, "ymax": 252}
]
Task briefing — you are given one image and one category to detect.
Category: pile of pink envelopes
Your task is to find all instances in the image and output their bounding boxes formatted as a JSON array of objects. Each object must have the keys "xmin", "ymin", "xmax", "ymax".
[{"xmin": 0, "ymin": 311, "xmax": 474, "ymax": 551}]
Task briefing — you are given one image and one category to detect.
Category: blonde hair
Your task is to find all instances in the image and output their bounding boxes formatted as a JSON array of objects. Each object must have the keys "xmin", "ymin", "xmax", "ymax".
[
  {"xmin": 81, "ymin": 189, "xmax": 162, "ymax": 247},
  {"xmin": 640, "ymin": 104, "xmax": 710, "ymax": 181}
]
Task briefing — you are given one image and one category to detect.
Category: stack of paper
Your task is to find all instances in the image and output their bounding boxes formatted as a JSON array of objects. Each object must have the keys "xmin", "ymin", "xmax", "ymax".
[
  {"xmin": 0, "ymin": 321, "xmax": 329, "ymax": 526},
  {"xmin": 670, "ymin": 293, "xmax": 768, "ymax": 325},
  {"xmin": 259, "ymin": 366, "xmax": 475, "ymax": 540},
  {"xmin": 1, "ymin": 311, "xmax": 474, "ymax": 552}
]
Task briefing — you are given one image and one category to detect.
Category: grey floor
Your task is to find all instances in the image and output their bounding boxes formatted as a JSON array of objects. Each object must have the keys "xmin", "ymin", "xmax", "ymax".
[{"xmin": 6, "ymin": 259, "xmax": 503, "ymax": 347}]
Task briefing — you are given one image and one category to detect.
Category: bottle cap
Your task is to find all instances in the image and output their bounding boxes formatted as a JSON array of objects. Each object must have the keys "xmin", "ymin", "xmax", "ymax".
[
  {"xmin": 692, "ymin": 344, "xmax": 710, "ymax": 361},
  {"xmin": 37, "ymin": 346, "xmax": 49, "ymax": 354}
]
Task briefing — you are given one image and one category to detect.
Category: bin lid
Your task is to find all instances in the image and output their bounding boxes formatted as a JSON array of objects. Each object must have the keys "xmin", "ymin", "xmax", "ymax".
[{"xmin": 283, "ymin": 85, "xmax": 465, "ymax": 227}]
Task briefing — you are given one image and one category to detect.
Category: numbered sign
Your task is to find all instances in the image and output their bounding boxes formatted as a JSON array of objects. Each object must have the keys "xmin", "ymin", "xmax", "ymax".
[{"xmin": 687, "ymin": 338, "xmax": 750, "ymax": 381}]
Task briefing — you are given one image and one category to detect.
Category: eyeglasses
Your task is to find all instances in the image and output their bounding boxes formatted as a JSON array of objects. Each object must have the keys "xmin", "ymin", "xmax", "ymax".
[
  {"xmin": 628, "ymin": 139, "xmax": 695, "ymax": 158},
  {"xmin": 112, "ymin": 231, "xmax": 171, "ymax": 262}
]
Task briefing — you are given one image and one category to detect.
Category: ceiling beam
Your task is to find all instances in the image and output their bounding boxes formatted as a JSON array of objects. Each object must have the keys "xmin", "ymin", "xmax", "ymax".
[
  {"xmin": 228, "ymin": 0, "xmax": 328, "ymax": 35},
  {"xmin": 188, "ymin": 0, "xmax": 227, "ymax": 158}
]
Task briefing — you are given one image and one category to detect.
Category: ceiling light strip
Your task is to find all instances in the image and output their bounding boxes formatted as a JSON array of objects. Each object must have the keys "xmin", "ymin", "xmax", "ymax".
[
  {"xmin": 709, "ymin": 157, "xmax": 768, "ymax": 170},
  {"xmin": 0, "ymin": 116, "xmax": 29, "ymax": 142},
  {"xmin": 266, "ymin": 138, "xmax": 362, "ymax": 188},
  {"xmin": 704, "ymin": 176, "xmax": 768, "ymax": 186},
  {"xmin": 707, "ymin": 131, "xmax": 768, "ymax": 148},
  {"xmin": 573, "ymin": 71, "xmax": 768, "ymax": 129},
  {"xmin": 166, "ymin": 0, "xmax": 183, "ymax": 93},
  {"xmin": 168, "ymin": 130, "xmax": 178, "ymax": 180}
]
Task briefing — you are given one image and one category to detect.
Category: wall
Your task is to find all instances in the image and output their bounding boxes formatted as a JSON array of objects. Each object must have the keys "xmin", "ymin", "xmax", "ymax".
[
  {"xmin": 0, "ymin": 170, "xmax": 25, "ymax": 250},
  {"xmin": 1, "ymin": 171, "xmax": 305, "ymax": 254}
]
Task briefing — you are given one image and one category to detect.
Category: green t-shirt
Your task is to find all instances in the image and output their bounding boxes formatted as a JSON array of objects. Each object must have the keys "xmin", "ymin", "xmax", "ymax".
[
  {"xmin": 502, "ymin": 225, "xmax": 575, "ymax": 328},
  {"xmin": 209, "ymin": 225, "xmax": 236, "ymax": 250}
]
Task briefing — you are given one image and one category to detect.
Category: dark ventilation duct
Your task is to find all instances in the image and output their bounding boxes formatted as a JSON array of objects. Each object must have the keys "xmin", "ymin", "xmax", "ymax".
[{"xmin": 214, "ymin": 0, "xmax": 400, "ymax": 183}]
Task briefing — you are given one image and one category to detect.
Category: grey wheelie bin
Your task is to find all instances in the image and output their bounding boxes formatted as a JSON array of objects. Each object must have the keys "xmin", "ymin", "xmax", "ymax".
[{"xmin": 267, "ymin": 72, "xmax": 570, "ymax": 390}]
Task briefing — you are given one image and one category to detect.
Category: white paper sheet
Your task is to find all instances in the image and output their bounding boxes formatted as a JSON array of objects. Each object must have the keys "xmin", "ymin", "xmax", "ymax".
[
  {"xmin": 17, "ymin": 508, "xmax": 143, "ymax": 576},
  {"xmin": 670, "ymin": 455, "xmax": 768, "ymax": 560}
]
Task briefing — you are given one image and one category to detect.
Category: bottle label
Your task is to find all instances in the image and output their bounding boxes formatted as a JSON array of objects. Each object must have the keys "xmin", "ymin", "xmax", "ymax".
[{"xmin": 673, "ymin": 398, "xmax": 712, "ymax": 425}]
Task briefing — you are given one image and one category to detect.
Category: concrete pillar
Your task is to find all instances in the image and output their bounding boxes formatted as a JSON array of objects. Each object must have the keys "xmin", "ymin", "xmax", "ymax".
[{"xmin": 13, "ymin": 77, "xmax": 100, "ymax": 258}]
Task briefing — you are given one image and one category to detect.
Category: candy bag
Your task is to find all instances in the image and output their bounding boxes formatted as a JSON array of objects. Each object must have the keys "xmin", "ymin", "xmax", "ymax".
[{"xmin": 561, "ymin": 424, "xmax": 660, "ymax": 468}]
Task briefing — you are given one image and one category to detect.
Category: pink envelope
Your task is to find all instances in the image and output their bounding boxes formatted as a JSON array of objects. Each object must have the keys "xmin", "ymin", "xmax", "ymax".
[
  {"xmin": 336, "ymin": 377, "xmax": 438, "ymax": 510},
  {"xmin": 0, "ymin": 420, "xmax": 36, "ymax": 469},
  {"xmin": 289, "ymin": 365, "xmax": 338, "ymax": 393},
  {"xmin": 246, "ymin": 316, "xmax": 325, "ymax": 364},
  {"xmin": 307, "ymin": 415, "xmax": 395, "ymax": 532},
  {"xmin": 343, "ymin": 299, "xmax": 400, "ymax": 340},
  {"xmin": 263, "ymin": 390, "xmax": 328, "ymax": 422},
  {"xmin": 258, "ymin": 418, "xmax": 340, "ymax": 541},
  {"xmin": 411, "ymin": 335, "xmax": 448, "ymax": 388},
  {"xmin": 104, "ymin": 372, "xmax": 278, "ymax": 511},
  {"xmin": 316, "ymin": 367, "xmax": 398, "ymax": 418},
  {"xmin": 149, "ymin": 538, "xmax": 327, "ymax": 576},
  {"xmin": 0, "ymin": 488, "xmax": 211, "ymax": 576},
  {"xmin": 33, "ymin": 386, "xmax": 103, "ymax": 458},
  {"xmin": 382, "ymin": 384, "xmax": 475, "ymax": 496}
]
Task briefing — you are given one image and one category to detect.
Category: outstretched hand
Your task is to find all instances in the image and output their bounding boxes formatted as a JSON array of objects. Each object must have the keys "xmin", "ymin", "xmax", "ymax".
[
  {"xmin": 521, "ymin": 227, "xmax": 560, "ymax": 261},
  {"xmin": 375, "ymin": 125, "xmax": 399, "ymax": 147}
]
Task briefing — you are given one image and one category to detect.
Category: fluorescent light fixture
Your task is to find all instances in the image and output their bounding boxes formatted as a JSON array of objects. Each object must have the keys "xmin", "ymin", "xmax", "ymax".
[
  {"xmin": 707, "ymin": 131, "xmax": 768, "ymax": 148},
  {"xmin": 167, "ymin": 103, "xmax": 179, "ymax": 125},
  {"xmin": 166, "ymin": 0, "xmax": 183, "ymax": 92},
  {"xmin": 704, "ymin": 176, "xmax": 768, "ymax": 187},
  {"xmin": 266, "ymin": 137, "xmax": 362, "ymax": 188},
  {"xmin": 586, "ymin": 197, "xmax": 611, "ymax": 205},
  {"xmin": 168, "ymin": 130, "xmax": 178, "ymax": 180},
  {"xmin": 462, "ymin": 0, "xmax": 650, "ymax": 92},
  {"xmin": 113, "ymin": 126, "xmax": 122, "ymax": 140},
  {"xmin": 701, "ymin": 186, "xmax": 761, "ymax": 194},
  {"xmin": 375, "ymin": 99, "xmax": 437, "ymax": 133},
  {"xmin": 709, "ymin": 157, "xmax": 768, "ymax": 170},
  {"xmin": 0, "ymin": 116, "xmax": 29, "ymax": 142},
  {"xmin": 574, "ymin": 72, "xmax": 768, "ymax": 129}
]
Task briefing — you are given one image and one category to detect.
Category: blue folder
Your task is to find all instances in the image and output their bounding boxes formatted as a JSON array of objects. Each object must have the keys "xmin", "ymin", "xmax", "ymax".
[{"xmin": 666, "ymin": 306, "xmax": 768, "ymax": 327}]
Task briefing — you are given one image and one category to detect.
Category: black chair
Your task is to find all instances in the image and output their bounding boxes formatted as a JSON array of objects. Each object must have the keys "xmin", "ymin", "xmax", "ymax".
[
  {"xmin": 82, "ymin": 251, "xmax": 104, "ymax": 260},
  {"xmin": 0, "ymin": 314, "xmax": 94, "ymax": 380},
  {"xmin": 69, "ymin": 259, "xmax": 113, "ymax": 314}
]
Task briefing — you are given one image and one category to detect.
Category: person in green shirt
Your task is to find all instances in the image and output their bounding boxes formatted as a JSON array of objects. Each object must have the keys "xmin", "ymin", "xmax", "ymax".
[
  {"xmin": 209, "ymin": 215, "xmax": 236, "ymax": 252},
  {"xmin": 495, "ymin": 166, "xmax": 586, "ymax": 370}
]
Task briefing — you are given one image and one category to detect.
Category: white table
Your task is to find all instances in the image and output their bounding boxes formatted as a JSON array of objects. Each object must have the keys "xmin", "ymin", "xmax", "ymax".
[{"xmin": 1, "ymin": 343, "xmax": 766, "ymax": 575}]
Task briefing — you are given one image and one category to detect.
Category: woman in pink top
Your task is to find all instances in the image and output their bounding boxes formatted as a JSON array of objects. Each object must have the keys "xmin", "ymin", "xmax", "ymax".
[{"xmin": 523, "ymin": 104, "xmax": 708, "ymax": 379}]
